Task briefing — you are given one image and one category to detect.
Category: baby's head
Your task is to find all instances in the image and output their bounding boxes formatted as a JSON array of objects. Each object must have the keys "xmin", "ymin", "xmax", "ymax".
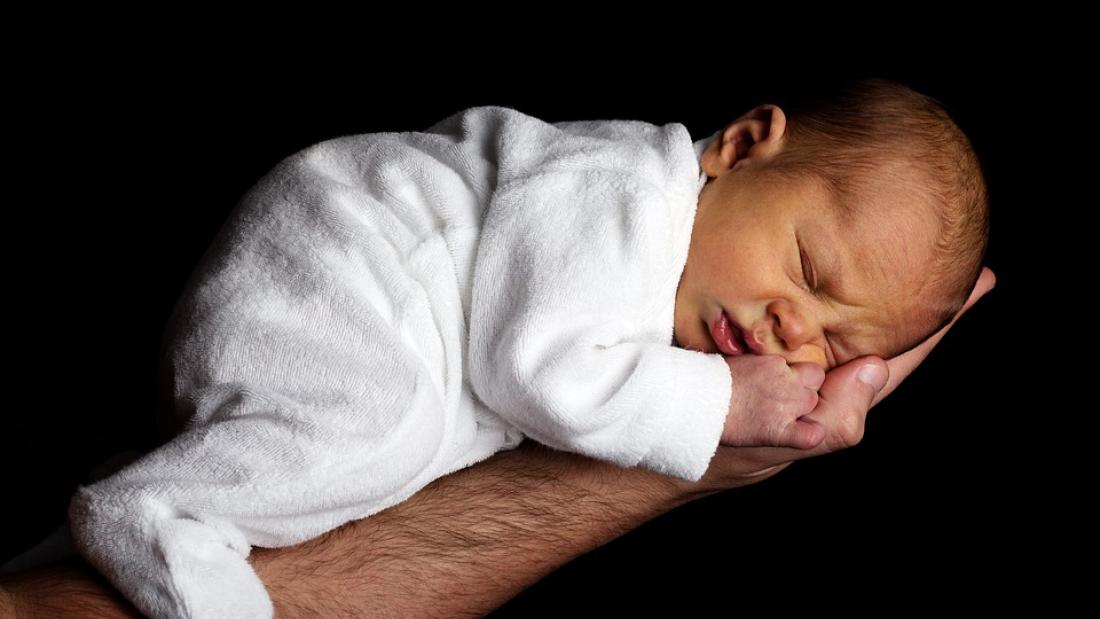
[{"xmin": 673, "ymin": 78, "xmax": 990, "ymax": 370}]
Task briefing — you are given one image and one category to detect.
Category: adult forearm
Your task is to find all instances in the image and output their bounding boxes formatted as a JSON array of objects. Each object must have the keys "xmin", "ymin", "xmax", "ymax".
[
  {"xmin": 251, "ymin": 440, "xmax": 691, "ymax": 618},
  {"xmin": 2, "ymin": 441, "xmax": 693, "ymax": 619},
  {"xmin": 0, "ymin": 557, "xmax": 143, "ymax": 618}
]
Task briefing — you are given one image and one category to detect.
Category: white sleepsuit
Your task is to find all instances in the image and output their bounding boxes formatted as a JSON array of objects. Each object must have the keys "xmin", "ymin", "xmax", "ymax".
[{"xmin": 67, "ymin": 105, "xmax": 731, "ymax": 619}]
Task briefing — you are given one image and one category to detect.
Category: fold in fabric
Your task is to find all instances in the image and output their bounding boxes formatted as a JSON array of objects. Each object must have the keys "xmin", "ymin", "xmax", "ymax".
[{"xmin": 67, "ymin": 106, "xmax": 730, "ymax": 619}]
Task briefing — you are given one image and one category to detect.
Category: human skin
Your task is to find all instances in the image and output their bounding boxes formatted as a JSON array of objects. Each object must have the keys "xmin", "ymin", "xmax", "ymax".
[
  {"xmin": 674, "ymin": 101, "xmax": 946, "ymax": 371},
  {"xmin": 0, "ymin": 265, "xmax": 994, "ymax": 619}
]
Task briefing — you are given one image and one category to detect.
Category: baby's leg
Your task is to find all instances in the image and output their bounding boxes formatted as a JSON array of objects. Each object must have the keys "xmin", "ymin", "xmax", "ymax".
[
  {"xmin": 69, "ymin": 186, "xmax": 464, "ymax": 618},
  {"xmin": 69, "ymin": 367, "xmax": 446, "ymax": 619}
]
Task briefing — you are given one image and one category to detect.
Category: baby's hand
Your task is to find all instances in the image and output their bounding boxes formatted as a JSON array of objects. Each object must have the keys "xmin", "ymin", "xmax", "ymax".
[{"xmin": 720, "ymin": 354, "xmax": 827, "ymax": 450}]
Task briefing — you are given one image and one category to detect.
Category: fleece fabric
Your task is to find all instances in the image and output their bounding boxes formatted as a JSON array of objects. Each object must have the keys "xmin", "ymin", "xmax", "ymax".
[{"xmin": 67, "ymin": 106, "xmax": 728, "ymax": 619}]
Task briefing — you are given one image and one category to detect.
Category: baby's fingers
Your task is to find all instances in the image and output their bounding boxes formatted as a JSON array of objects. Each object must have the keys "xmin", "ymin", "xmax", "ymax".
[
  {"xmin": 782, "ymin": 417, "xmax": 827, "ymax": 450},
  {"xmin": 791, "ymin": 361, "xmax": 826, "ymax": 390}
]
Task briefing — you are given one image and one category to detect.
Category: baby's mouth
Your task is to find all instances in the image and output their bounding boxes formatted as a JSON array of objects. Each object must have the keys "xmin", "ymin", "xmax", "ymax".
[{"xmin": 710, "ymin": 311, "xmax": 748, "ymax": 356}]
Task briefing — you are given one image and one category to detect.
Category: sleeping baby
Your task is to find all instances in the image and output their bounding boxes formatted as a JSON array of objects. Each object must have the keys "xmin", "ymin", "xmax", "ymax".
[{"xmin": 68, "ymin": 78, "xmax": 989, "ymax": 619}]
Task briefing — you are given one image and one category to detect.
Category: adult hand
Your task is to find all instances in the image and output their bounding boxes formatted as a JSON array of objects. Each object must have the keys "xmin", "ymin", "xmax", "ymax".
[
  {"xmin": 0, "ymin": 267, "xmax": 996, "ymax": 619},
  {"xmin": 677, "ymin": 266, "xmax": 997, "ymax": 500}
]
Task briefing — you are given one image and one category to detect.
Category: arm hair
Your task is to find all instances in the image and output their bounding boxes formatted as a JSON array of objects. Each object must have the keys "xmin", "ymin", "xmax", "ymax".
[{"xmin": 1, "ymin": 441, "xmax": 694, "ymax": 618}]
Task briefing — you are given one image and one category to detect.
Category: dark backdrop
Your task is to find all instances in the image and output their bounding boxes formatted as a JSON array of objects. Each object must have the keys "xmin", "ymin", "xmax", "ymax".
[{"xmin": 3, "ymin": 44, "xmax": 1070, "ymax": 614}]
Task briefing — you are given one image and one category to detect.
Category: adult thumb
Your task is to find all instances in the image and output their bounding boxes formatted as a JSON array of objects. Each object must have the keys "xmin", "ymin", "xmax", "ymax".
[
  {"xmin": 820, "ymin": 356, "xmax": 888, "ymax": 403},
  {"xmin": 855, "ymin": 360, "xmax": 888, "ymax": 393},
  {"xmin": 814, "ymin": 356, "xmax": 889, "ymax": 445}
]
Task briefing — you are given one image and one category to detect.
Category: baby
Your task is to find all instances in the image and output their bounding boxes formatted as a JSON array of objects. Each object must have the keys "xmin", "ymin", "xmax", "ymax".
[{"xmin": 68, "ymin": 78, "xmax": 989, "ymax": 619}]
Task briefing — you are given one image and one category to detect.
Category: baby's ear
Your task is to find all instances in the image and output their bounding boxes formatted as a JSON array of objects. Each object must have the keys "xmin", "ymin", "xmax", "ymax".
[{"xmin": 698, "ymin": 138, "xmax": 728, "ymax": 178}]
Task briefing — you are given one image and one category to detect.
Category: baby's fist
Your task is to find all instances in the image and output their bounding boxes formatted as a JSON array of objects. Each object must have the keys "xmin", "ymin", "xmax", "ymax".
[{"xmin": 720, "ymin": 354, "xmax": 826, "ymax": 450}]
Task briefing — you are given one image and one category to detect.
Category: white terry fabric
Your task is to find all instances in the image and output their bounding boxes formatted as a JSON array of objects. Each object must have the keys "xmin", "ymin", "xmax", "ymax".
[
  {"xmin": 467, "ymin": 119, "xmax": 730, "ymax": 480},
  {"xmin": 66, "ymin": 106, "xmax": 730, "ymax": 619}
]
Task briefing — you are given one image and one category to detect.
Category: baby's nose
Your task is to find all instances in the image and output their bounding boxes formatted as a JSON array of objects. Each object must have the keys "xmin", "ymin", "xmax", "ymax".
[{"xmin": 743, "ymin": 324, "xmax": 768, "ymax": 355}]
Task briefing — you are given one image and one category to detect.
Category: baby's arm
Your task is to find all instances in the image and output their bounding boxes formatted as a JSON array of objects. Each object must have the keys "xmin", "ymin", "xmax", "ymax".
[{"xmin": 467, "ymin": 107, "xmax": 731, "ymax": 484}]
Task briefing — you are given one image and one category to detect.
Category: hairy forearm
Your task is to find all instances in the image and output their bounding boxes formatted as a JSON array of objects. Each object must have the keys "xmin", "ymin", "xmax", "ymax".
[
  {"xmin": 252, "ymin": 441, "xmax": 690, "ymax": 618},
  {"xmin": 0, "ymin": 557, "xmax": 144, "ymax": 618},
  {"xmin": 1, "ymin": 442, "xmax": 694, "ymax": 619}
]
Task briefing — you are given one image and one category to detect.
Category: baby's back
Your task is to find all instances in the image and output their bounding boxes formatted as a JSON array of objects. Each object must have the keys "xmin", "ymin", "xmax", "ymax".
[
  {"xmin": 69, "ymin": 105, "xmax": 711, "ymax": 619},
  {"xmin": 156, "ymin": 108, "xmax": 522, "ymax": 460}
]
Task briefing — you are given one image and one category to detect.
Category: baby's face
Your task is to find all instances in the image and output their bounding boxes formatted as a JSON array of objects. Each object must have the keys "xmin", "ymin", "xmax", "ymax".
[{"xmin": 673, "ymin": 163, "xmax": 937, "ymax": 371}]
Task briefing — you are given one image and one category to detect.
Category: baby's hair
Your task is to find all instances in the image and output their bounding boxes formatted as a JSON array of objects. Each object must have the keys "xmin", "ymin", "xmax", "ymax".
[{"xmin": 759, "ymin": 77, "xmax": 990, "ymax": 359}]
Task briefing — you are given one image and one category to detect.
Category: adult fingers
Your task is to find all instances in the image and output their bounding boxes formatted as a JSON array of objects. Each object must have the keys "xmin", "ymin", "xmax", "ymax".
[
  {"xmin": 783, "ymin": 417, "xmax": 827, "ymax": 450},
  {"xmin": 873, "ymin": 266, "xmax": 996, "ymax": 408},
  {"xmin": 696, "ymin": 267, "xmax": 995, "ymax": 493},
  {"xmin": 804, "ymin": 356, "xmax": 887, "ymax": 453},
  {"xmin": 740, "ymin": 356, "xmax": 888, "ymax": 464}
]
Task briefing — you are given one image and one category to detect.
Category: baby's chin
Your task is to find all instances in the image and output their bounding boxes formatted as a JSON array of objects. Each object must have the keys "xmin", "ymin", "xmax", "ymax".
[{"xmin": 670, "ymin": 333, "xmax": 707, "ymax": 353}]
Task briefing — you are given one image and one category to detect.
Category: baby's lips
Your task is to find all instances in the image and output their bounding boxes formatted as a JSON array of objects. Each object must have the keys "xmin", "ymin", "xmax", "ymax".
[
  {"xmin": 710, "ymin": 311, "xmax": 746, "ymax": 356},
  {"xmin": 725, "ymin": 312, "xmax": 767, "ymax": 355}
]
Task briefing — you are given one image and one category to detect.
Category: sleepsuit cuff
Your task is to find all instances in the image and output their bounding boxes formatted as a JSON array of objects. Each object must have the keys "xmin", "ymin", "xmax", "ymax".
[{"xmin": 633, "ymin": 348, "xmax": 732, "ymax": 483}]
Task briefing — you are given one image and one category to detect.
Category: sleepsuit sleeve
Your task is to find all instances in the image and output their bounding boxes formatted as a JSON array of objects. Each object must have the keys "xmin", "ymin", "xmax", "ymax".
[{"xmin": 466, "ymin": 108, "xmax": 733, "ymax": 483}]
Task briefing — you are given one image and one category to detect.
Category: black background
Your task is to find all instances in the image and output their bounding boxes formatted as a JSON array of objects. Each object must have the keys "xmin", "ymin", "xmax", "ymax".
[{"xmin": 2, "ymin": 35, "xmax": 1075, "ymax": 615}]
